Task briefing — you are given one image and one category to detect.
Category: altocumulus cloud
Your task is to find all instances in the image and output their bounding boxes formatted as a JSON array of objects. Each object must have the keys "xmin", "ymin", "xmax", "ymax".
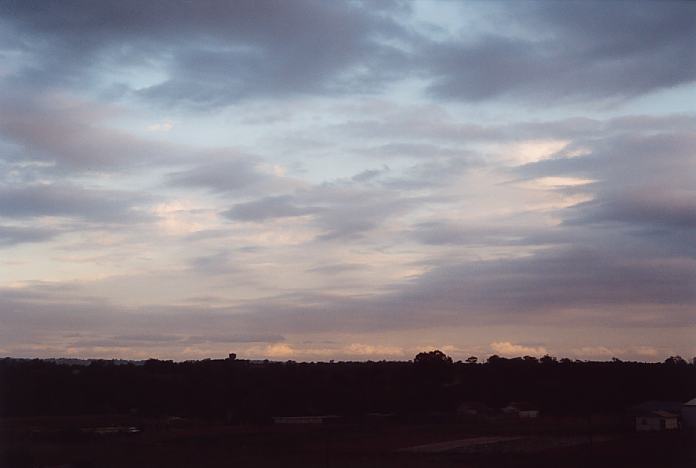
[{"xmin": 0, "ymin": 1, "xmax": 694, "ymax": 361}]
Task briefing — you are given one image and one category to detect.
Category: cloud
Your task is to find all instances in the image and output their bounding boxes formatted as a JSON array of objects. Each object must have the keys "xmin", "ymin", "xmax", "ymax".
[
  {"xmin": 345, "ymin": 343, "xmax": 403, "ymax": 357},
  {"xmin": 566, "ymin": 190, "xmax": 696, "ymax": 230},
  {"xmin": 408, "ymin": 222, "xmax": 532, "ymax": 247},
  {"xmin": 306, "ymin": 263, "xmax": 369, "ymax": 275},
  {"xmin": 187, "ymin": 251, "xmax": 238, "ymax": 276},
  {"xmin": 0, "ymin": 92, "xmax": 184, "ymax": 171},
  {"xmin": 5, "ymin": 1, "xmax": 690, "ymax": 110},
  {"xmin": 0, "ymin": 225, "xmax": 59, "ymax": 247},
  {"xmin": 424, "ymin": 2, "xmax": 696, "ymax": 103},
  {"xmin": 263, "ymin": 343, "xmax": 296, "ymax": 358},
  {"xmin": 145, "ymin": 120, "xmax": 174, "ymax": 132},
  {"xmin": 223, "ymin": 195, "xmax": 319, "ymax": 222},
  {"xmin": 67, "ymin": 332, "xmax": 284, "ymax": 349},
  {"xmin": 401, "ymin": 247, "xmax": 696, "ymax": 317},
  {"xmin": 0, "ymin": 183, "xmax": 152, "ymax": 223},
  {"xmin": 0, "ymin": 1, "xmax": 693, "ymax": 363},
  {"xmin": 221, "ymin": 183, "xmax": 426, "ymax": 241},
  {"xmin": 0, "ymin": 0, "xmax": 412, "ymax": 107},
  {"xmin": 309, "ymin": 185, "xmax": 422, "ymax": 241},
  {"xmin": 516, "ymin": 128, "xmax": 696, "ymax": 259},
  {"xmin": 242, "ymin": 342, "xmax": 405, "ymax": 361},
  {"xmin": 490, "ymin": 341, "xmax": 547, "ymax": 357},
  {"xmin": 167, "ymin": 157, "xmax": 302, "ymax": 194},
  {"xmin": 571, "ymin": 346, "xmax": 615, "ymax": 359},
  {"xmin": 570, "ymin": 345, "xmax": 661, "ymax": 361}
]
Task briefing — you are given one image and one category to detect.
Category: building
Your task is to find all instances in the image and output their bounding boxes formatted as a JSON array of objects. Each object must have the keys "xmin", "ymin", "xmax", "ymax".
[
  {"xmin": 518, "ymin": 409, "xmax": 540, "ymax": 419},
  {"xmin": 682, "ymin": 397, "xmax": 696, "ymax": 429},
  {"xmin": 631, "ymin": 401, "xmax": 682, "ymax": 431},
  {"xmin": 501, "ymin": 402, "xmax": 540, "ymax": 419},
  {"xmin": 635, "ymin": 411, "xmax": 679, "ymax": 431}
]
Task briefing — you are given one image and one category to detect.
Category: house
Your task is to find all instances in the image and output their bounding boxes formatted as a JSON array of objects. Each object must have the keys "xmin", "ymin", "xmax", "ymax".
[
  {"xmin": 518, "ymin": 409, "xmax": 540, "ymax": 419},
  {"xmin": 682, "ymin": 397, "xmax": 696, "ymax": 428},
  {"xmin": 501, "ymin": 402, "xmax": 540, "ymax": 418},
  {"xmin": 631, "ymin": 401, "xmax": 682, "ymax": 431},
  {"xmin": 631, "ymin": 401, "xmax": 682, "ymax": 413},
  {"xmin": 635, "ymin": 411, "xmax": 679, "ymax": 431}
]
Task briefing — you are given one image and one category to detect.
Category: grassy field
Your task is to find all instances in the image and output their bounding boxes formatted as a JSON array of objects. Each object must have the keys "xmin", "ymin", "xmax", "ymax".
[{"xmin": 2, "ymin": 415, "xmax": 695, "ymax": 467}]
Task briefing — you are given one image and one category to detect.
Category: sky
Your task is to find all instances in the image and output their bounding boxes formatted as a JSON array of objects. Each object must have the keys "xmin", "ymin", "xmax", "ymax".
[{"xmin": 0, "ymin": 0, "xmax": 694, "ymax": 362}]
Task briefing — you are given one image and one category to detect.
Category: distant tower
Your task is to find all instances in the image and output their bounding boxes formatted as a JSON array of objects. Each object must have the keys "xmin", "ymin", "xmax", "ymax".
[{"xmin": 228, "ymin": 353, "xmax": 237, "ymax": 361}]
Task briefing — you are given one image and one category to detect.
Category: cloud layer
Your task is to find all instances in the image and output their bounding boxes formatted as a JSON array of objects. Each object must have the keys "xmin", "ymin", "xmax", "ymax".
[{"xmin": 0, "ymin": 1, "xmax": 694, "ymax": 361}]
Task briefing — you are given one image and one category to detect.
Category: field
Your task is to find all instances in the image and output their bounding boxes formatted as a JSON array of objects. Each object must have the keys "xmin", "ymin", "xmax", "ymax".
[{"xmin": 2, "ymin": 415, "xmax": 695, "ymax": 468}]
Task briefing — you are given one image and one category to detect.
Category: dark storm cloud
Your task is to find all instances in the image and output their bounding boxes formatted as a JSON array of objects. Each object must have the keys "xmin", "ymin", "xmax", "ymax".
[
  {"xmin": 0, "ymin": 184, "xmax": 151, "ymax": 223},
  {"xmin": 0, "ymin": 0, "xmax": 412, "ymax": 106},
  {"xmin": 425, "ymin": 1, "xmax": 696, "ymax": 103}
]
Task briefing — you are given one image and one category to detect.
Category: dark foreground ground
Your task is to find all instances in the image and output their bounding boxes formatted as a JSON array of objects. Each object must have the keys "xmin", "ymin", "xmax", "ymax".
[{"xmin": 2, "ymin": 415, "xmax": 695, "ymax": 468}]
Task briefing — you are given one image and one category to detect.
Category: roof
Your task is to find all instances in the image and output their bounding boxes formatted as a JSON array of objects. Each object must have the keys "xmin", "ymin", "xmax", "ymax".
[
  {"xmin": 651, "ymin": 411, "xmax": 679, "ymax": 419},
  {"xmin": 684, "ymin": 398, "xmax": 696, "ymax": 406},
  {"xmin": 504, "ymin": 401, "xmax": 537, "ymax": 411},
  {"xmin": 631, "ymin": 400, "xmax": 683, "ymax": 413}
]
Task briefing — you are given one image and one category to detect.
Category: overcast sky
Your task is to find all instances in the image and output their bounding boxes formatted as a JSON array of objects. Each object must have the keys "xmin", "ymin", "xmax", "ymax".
[{"xmin": 0, "ymin": 0, "xmax": 694, "ymax": 362}]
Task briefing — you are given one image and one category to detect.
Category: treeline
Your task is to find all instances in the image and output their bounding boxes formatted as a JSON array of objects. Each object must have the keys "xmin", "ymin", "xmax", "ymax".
[{"xmin": 1, "ymin": 352, "xmax": 694, "ymax": 420}]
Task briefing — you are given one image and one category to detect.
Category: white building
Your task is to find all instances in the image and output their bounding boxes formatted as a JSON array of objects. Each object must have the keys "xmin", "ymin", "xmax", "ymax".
[
  {"xmin": 518, "ymin": 410, "xmax": 540, "ymax": 419},
  {"xmin": 635, "ymin": 411, "xmax": 679, "ymax": 431},
  {"xmin": 502, "ymin": 402, "xmax": 540, "ymax": 419}
]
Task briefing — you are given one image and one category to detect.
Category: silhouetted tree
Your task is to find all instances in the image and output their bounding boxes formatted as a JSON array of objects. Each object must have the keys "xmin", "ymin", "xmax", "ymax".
[
  {"xmin": 664, "ymin": 355, "xmax": 687, "ymax": 366},
  {"xmin": 1, "ymin": 355, "xmax": 695, "ymax": 420},
  {"xmin": 540, "ymin": 355, "xmax": 557, "ymax": 365},
  {"xmin": 486, "ymin": 354, "xmax": 503, "ymax": 364},
  {"xmin": 413, "ymin": 350, "xmax": 453, "ymax": 366}
]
